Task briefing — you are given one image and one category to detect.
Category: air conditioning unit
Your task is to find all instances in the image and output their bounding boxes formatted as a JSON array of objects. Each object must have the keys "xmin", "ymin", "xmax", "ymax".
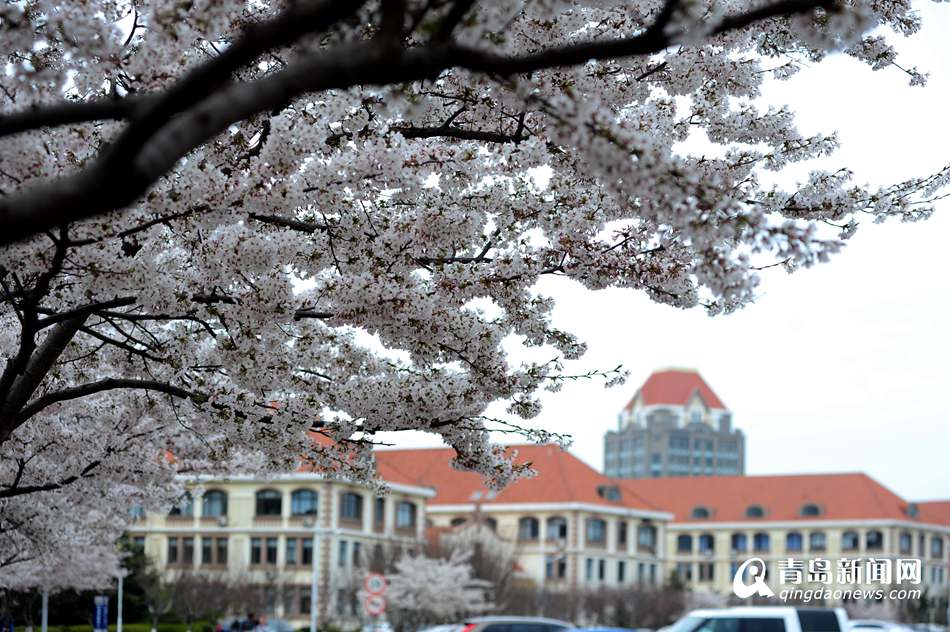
[
  {"xmin": 303, "ymin": 517, "xmax": 315, "ymax": 528},
  {"xmin": 217, "ymin": 516, "xmax": 228, "ymax": 527}
]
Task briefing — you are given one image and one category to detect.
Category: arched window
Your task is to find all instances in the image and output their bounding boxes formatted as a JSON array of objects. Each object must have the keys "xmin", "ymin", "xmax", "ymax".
[
  {"xmin": 169, "ymin": 492, "xmax": 194, "ymax": 517},
  {"xmin": 691, "ymin": 506, "xmax": 711, "ymax": 520},
  {"xmin": 290, "ymin": 489, "xmax": 318, "ymax": 516},
  {"xmin": 746, "ymin": 505, "xmax": 765, "ymax": 519},
  {"xmin": 866, "ymin": 530, "xmax": 883, "ymax": 551},
  {"xmin": 450, "ymin": 517, "xmax": 468, "ymax": 527},
  {"xmin": 396, "ymin": 501, "xmax": 417, "ymax": 529},
  {"xmin": 786, "ymin": 532, "xmax": 803, "ymax": 552},
  {"xmin": 731, "ymin": 533, "xmax": 747, "ymax": 553},
  {"xmin": 339, "ymin": 492, "xmax": 363, "ymax": 521},
  {"xmin": 202, "ymin": 490, "xmax": 227, "ymax": 518},
  {"xmin": 899, "ymin": 531, "xmax": 912, "ymax": 554},
  {"xmin": 753, "ymin": 532, "xmax": 770, "ymax": 552},
  {"xmin": 800, "ymin": 503, "xmax": 822, "ymax": 517},
  {"xmin": 698, "ymin": 534, "xmax": 715, "ymax": 553},
  {"xmin": 484, "ymin": 517, "xmax": 497, "ymax": 531},
  {"xmin": 255, "ymin": 489, "xmax": 282, "ymax": 516},
  {"xmin": 547, "ymin": 516, "xmax": 568, "ymax": 539},
  {"xmin": 809, "ymin": 531, "xmax": 827, "ymax": 551},
  {"xmin": 637, "ymin": 523, "xmax": 657, "ymax": 551},
  {"xmin": 677, "ymin": 534, "xmax": 693, "ymax": 553},
  {"xmin": 842, "ymin": 530, "xmax": 859, "ymax": 550},
  {"xmin": 931, "ymin": 536, "xmax": 944, "ymax": 559},
  {"xmin": 518, "ymin": 517, "xmax": 540, "ymax": 540},
  {"xmin": 586, "ymin": 518, "xmax": 607, "ymax": 544}
]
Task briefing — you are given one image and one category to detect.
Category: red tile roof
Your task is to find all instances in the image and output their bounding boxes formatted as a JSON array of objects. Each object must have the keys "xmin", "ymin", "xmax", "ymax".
[
  {"xmin": 374, "ymin": 444, "xmax": 661, "ymax": 512},
  {"xmin": 625, "ymin": 368, "xmax": 726, "ymax": 410},
  {"xmin": 916, "ymin": 500, "xmax": 950, "ymax": 526},
  {"xmin": 624, "ymin": 472, "xmax": 921, "ymax": 523}
]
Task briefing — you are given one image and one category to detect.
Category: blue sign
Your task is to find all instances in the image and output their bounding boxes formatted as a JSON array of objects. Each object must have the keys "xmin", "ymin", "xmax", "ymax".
[
  {"xmin": 1, "ymin": 617, "xmax": 13, "ymax": 632},
  {"xmin": 93, "ymin": 595, "xmax": 109, "ymax": 632}
]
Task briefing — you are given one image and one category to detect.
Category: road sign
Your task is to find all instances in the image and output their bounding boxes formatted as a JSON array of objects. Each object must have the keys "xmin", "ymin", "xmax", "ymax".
[
  {"xmin": 364, "ymin": 572, "xmax": 386, "ymax": 595},
  {"xmin": 363, "ymin": 594, "xmax": 386, "ymax": 616},
  {"xmin": 93, "ymin": 596, "xmax": 109, "ymax": 632}
]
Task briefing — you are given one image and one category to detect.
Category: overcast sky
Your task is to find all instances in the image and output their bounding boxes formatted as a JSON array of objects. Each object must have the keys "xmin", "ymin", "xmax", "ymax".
[{"xmin": 382, "ymin": 1, "xmax": 950, "ymax": 502}]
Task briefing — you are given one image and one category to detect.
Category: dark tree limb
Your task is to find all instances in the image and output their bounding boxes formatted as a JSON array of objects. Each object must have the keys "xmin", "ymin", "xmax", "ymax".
[{"xmin": 0, "ymin": 0, "xmax": 834, "ymax": 246}]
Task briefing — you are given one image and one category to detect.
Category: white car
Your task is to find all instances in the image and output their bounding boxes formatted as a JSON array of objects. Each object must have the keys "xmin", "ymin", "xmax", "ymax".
[{"xmin": 666, "ymin": 606, "xmax": 849, "ymax": 632}]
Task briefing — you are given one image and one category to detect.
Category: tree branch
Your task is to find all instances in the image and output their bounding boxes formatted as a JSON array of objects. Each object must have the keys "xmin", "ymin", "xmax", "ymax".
[
  {"xmin": 0, "ymin": 0, "xmax": 833, "ymax": 246},
  {"xmin": 14, "ymin": 378, "xmax": 198, "ymax": 424}
]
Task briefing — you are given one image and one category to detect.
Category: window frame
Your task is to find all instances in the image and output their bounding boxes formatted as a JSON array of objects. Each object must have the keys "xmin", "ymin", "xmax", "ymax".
[{"xmin": 255, "ymin": 489, "xmax": 283, "ymax": 517}]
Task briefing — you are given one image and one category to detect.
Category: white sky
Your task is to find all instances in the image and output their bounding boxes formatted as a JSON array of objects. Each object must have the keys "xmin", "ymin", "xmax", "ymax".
[{"xmin": 381, "ymin": 1, "xmax": 950, "ymax": 502}]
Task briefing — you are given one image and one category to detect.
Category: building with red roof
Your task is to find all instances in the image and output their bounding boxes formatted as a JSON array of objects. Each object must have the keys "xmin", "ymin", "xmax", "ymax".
[{"xmin": 604, "ymin": 368, "xmax": 745, "ymax": 478}]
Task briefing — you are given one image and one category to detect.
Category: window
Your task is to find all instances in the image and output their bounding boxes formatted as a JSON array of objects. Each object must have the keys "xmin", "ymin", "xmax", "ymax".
[
  {"xmin": 798, "ymin": 609, "xmax": 843, "ymax": 632},
  {"xmin": 842, "ymin": 531, "xmax": 859, "ymax": 551},
  {"xmin": 251, "ymin": 537, "xmax": 277, "ymax": 565},
  {"xmin": 731, "ymin": 533, "xmax": 747, "ymax": 553},
  {"xmin": 618, "ymin": 560, "xmax": 626, "ymax": 583},
  {"xmin": 866, "ymin": 530, "xmax": 883, "ymax": 551},
  {"xmin": 374, "ymin": 497, "xmax": 386, "ymax": 530},
  {"xmin": 638, "ymin": 524, "xmax": 657, "ymax": 551},
  {"xmin": 746, "ymin": 505, "xmax": 765, "ymax": 519},
  {"xmin": 753, "ymin": 532, "xmax": 770, "ymax": 552},
  {"xmin": 169, "ymin": 493, "xmax": 194, "ymax": 517},
  {"xmin": 518, "ymin": 517, "xmax": 540, "ymax": 541},
  {"xmin": 585, "ymin": 558, "xmax": 594, "ymax": 581},
  {"xmin": 547, "ymin": 516, "xmax": 568, "ymax": 539},
  {"xmin": 255, "ymin": 489, "xmax": 282, "ymax": 516},
  {"xmin": 395, "ymin": 501, "xmax": 417, "ymax": 530},
  {"xmin": 597, "ymin": 559, "xmax": 606, "ymax": 581},
  {"xmin": 338, "ymin": 540, "xmax": 349, "ymax": 567},
  {"xmin": 586, "ymin": 518, "xmax": 607, "ymax": 544},
  {"xmin": 291, "ymin": 489, "xmax": 318, "ymax": 516},
  {"xmin": 216, "ymin": 537, "xmax": 228, "ymax": 565},
  {"xmin": 618, "ymin": 520, "xmax": 628, "ymax": 547},
  {"xmin": 167, "ymin": 537, "xmax": 179, "ymax": 564},
  {"xmin": 698, "ymin": 534, "xmax": 714, "ymax": 553},
  {"xmin": 786, "ymin": 532, "xmax": 803, "ymax": 552},
  {"xmin": 302, "ymin": 538, "xmax": 313, "ymax": 564},
  {"xmin": 899, "ymin": 531, "xmax": 912, "ymax": 555},
  {"xmin": 677, "ymin": 534, "xmax": 693, "ymax": 553},
  {"xmin": 690, "ymin": 618, "xmax": 786, "ymax": 632},
  {"xmin": 132, "ymin": 536, "xmax": 146, "ymax": 552},
  {"xmin": 698, "ymin": 562, "xmax": 714, "ymax": 582},
  {"xmin": 286, "ymin": 538, "xmax": 298, "ymax": 565},
  {"xmin": 201, "ymin": 536, "xmax": 227, "ymax": 566},
  {"xmin": 676, "ymin": 562, "xmax": 693, "ymax": 581},
  {"xmin": 932, "ymin": 536, "xmax": 945, "ymax": 559},
  {"xmin": 450, "ymin": 516, "xmax": 467, "ymax": 527},
  {"xmin": 340, "ymin": 492, "xmax": 363, "ymax": 522},
  {"xmin": 353, "ymin": 541, "xmax": 362, "ymax": 567},
  {"xmin": 809, "ymin": 531, "xmax": 827, "ymax": 552},
  {"xmin": 202, "ymin": 490, "xmax": 227, "ymax": 518},
  {"xmin": 545, "ymin": 557, "xmax": 567, "ymax": 579},
  {"xmin": 182, "ymin": 537, "xmax": 194, "ymax": 564},
  {"xmin": 800, "ymin": 503, "xmax": 822, "ymax": 517},
  {"xmin": 691, "ymin": 506, "xmax": 711, "ymax": 520}
]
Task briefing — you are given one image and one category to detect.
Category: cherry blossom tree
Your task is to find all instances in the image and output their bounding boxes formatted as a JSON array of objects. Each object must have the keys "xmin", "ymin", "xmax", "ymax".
[
  {"xmin": 383, "ymin": 550, "xmax": 493, "ymax": 628},
  {"xmin": 0, "ymin": 0, "xmax": 947, "ymax": 588}
]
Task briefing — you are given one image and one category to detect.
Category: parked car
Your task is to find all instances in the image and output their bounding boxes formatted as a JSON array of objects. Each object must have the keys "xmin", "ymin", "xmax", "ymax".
[
  {"xmin": 363, "ymin": 621, "xmax": 395, "ymax": 632},
  {"xmin": 456, "ymin": 615, "xmax": 575, "ymax": 632},
  {"xmin": 418, "ymin": 625, "xmax": 463, "ymax": 632},
  {"xmin": 850, "ymin": 620, "xmax": 914, "ymax": 632},
  {"xmin": 665, "ymin": 606, "xmax": 849, "ymax": 632}
]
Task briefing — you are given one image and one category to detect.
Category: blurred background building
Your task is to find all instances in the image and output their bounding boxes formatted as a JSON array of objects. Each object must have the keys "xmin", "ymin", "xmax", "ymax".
[{"xmin": 603, "ymin": 368, "xmax": 745, "ymax": 478}]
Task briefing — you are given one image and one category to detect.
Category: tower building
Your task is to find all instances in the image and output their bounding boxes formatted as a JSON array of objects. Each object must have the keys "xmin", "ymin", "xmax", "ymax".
[{"xmin": 603, "ymin": 368, "xmax": 745, "ymax": 478}]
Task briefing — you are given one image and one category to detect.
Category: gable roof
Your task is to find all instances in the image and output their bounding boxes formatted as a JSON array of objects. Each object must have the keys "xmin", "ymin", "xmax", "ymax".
[
  {"xmin": 374, "ymin": 444, "xmax": 661, "ymax": 512},
  {"xmin": 915, "ymin": 500, "xmax": 950, "ymax": 526},
  {"xmin": 625, "ymin": 368, "xmax": 727, "ymax": 411},
  {"xmin": 625, "ymin": 472, "xmax": 919, "ymax": 523}
]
